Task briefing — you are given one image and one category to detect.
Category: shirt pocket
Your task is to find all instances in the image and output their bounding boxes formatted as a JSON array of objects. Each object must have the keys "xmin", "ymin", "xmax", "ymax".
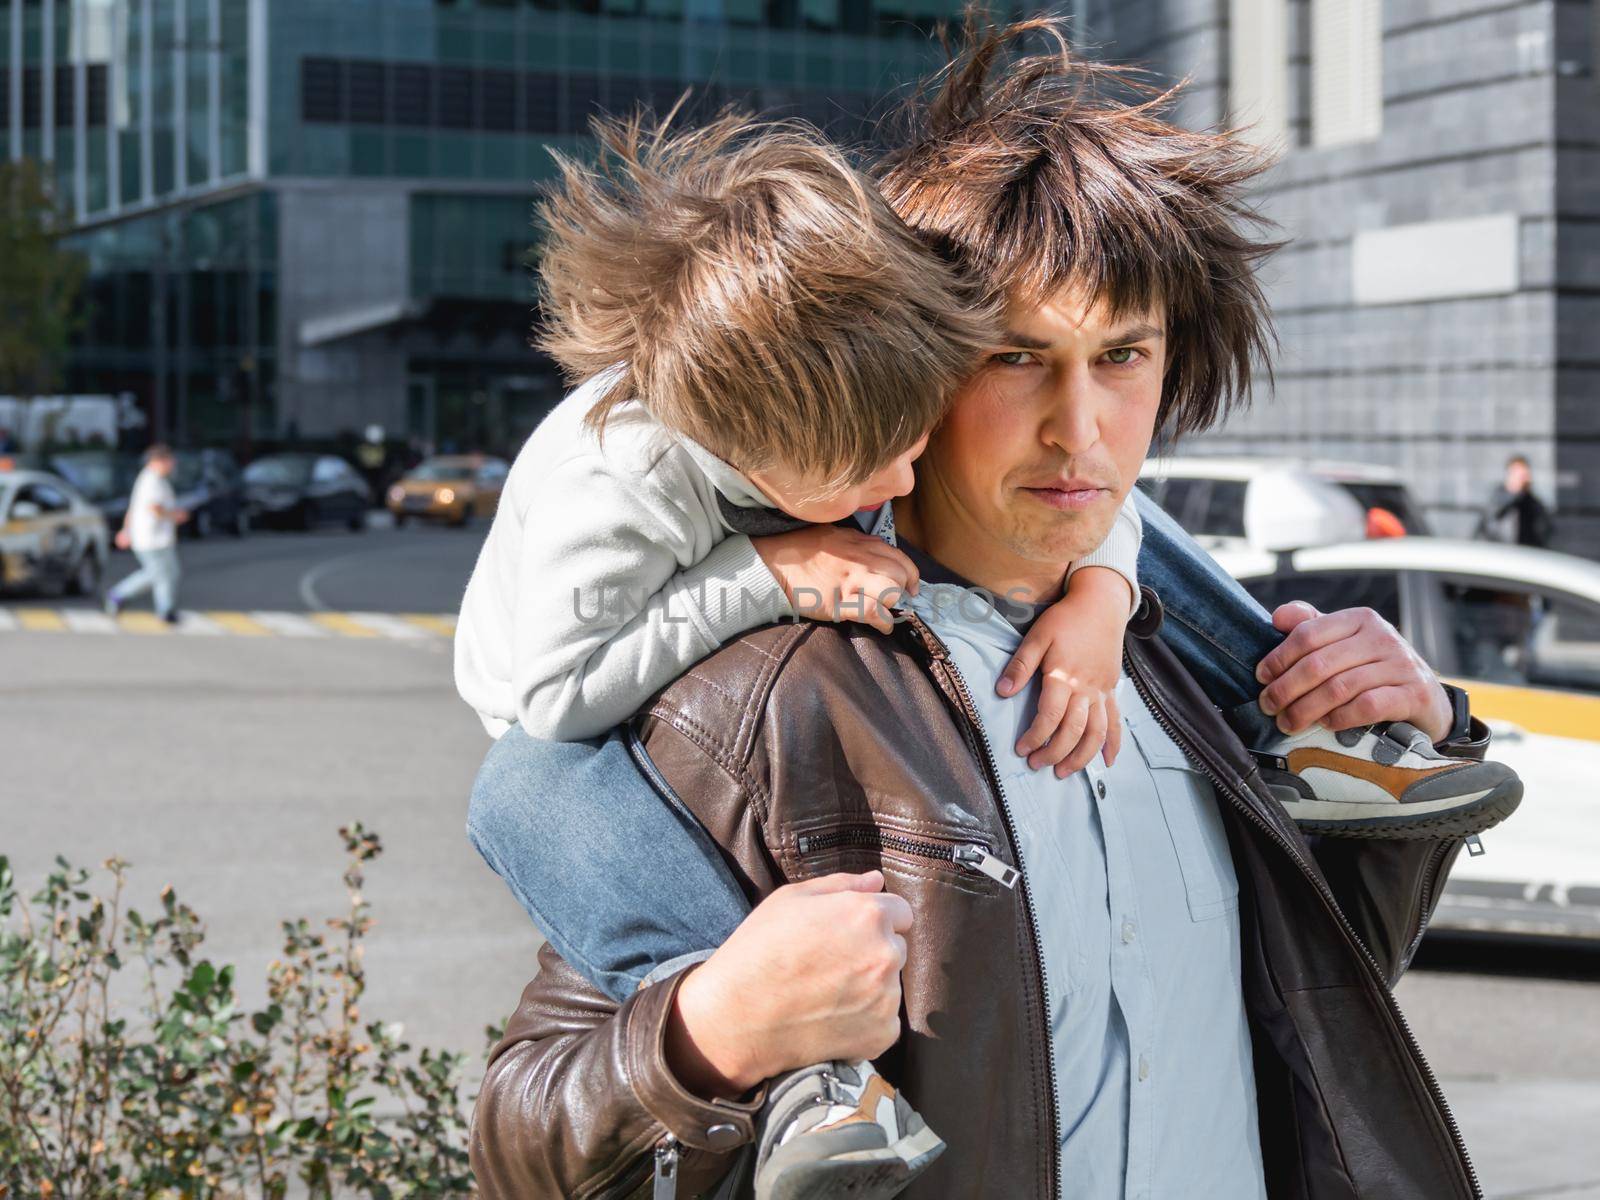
[{"xmin": 1126, "ymin": 715, "xmax": 1241, "ymax": 923}]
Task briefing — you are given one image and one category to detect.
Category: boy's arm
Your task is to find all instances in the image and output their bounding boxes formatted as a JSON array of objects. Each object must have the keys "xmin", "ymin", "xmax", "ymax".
[
  {"xmin": 505, "ymin": 453, "xmax": 790, "ymax": 742},
  {"xmin": 1066, "ymin": 491, "xmax": 1142, "ymax": 614}
]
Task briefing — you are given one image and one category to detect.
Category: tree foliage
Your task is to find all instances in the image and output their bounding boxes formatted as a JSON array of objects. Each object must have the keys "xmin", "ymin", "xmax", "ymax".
[{"xmin": 0, "ymin": 159, "xmax": 86, "ymax": 399}]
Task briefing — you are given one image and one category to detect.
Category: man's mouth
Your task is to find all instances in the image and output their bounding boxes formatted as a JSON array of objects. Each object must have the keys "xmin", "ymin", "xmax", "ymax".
[{"xmin": 1018, "ymin": 478, "xmax": 1111, "ymax": 511}]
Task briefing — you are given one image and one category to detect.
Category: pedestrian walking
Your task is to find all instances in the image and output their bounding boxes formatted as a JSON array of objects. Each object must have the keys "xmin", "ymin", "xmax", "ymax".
[
  {"xmin": 1476, "ymin": 453, "xmax": 1554, "ymax": 548},
  {"xmin": 105, "ymin": 444, "xmax": 188, "ymax": 622}
]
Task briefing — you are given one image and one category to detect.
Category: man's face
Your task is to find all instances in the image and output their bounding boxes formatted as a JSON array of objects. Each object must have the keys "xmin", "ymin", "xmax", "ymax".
[
  {"xmin": 1506, "ymin": 460, "xmax": 1531, "ymax": 493},
  {"xmin": 910, "ymin": 288, "xmax": 1165, "ymax": 590}
]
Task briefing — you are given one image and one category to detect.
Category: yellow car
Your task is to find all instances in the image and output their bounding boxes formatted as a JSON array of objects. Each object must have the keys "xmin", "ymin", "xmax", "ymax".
[
  {"xmin": 386, "ymin": 455, "xmax": 508, "ymax": 527},
  {"xmin": 0, "ymin": 469, "xmax": 110, "ymax": 597}
]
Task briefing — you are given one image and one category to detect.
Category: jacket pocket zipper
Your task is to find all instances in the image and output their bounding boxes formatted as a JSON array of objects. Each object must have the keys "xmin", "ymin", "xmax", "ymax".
[{"xmin": 796, "ymin": 827, "xmax": 1019, "ymax": 889}]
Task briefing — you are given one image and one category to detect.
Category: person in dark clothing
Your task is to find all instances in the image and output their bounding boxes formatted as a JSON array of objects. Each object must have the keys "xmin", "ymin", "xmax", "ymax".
[{"xmin": 1477, "ymin": 454, "xmax": 1554, "ymax": 548}]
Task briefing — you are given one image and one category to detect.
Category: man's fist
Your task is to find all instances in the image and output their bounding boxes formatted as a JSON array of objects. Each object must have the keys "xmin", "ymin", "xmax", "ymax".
[
  {"xmin": 1256, "ymin": 602, "xmax": 1453, "ymax": 742},
  {"xmin": 666, "ymin": 871, "xmax": 912, "ymax": 1098}
]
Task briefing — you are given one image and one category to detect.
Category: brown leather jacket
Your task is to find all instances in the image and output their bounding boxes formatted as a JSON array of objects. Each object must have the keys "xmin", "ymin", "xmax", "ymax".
[{"xmin": 471, "ymin": 594, "xmax": 1487, "ymax": 1199}]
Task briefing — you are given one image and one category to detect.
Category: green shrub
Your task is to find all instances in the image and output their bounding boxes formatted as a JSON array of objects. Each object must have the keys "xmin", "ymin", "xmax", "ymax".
[{"xmin": 0, "ymin": 825, "xmax": 482, "ymax": 1199}]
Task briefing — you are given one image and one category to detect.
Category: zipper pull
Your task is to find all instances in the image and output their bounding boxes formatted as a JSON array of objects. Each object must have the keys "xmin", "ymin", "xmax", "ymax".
[
  {"xmin": 953, "ymin": 844, "xmax": 1020, "ymax": 889},
  {"xmin": 653, "ymin": 1134, "xmax": 680, "ymax": 1200},
  {"xmin": 1465, "ymin": 835, "xmax": 1486, "ymax": 857}
]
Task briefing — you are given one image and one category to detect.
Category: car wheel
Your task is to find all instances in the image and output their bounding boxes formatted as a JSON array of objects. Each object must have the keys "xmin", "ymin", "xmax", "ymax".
[
  {"xmin": 69, "ymin": 552, "xmax": 102, "ymax": 597},
  {"xmin": 453, "ymin": 507, "xmax": 472, "ymax": 528},
  {"xmin": 193, "ymin": 509, "xmax": 212, "ymax": 540},
  {"xmin": 394, "ymin": 512, "xmax": 409, "ymax": 528},
  {"xmin": 297, "ymin": 502, "xmax": 315, "ymax": 531},
  {"xmin": 348, "ymin": 507, "xmax": 366, "ymax": 532},
  {"xmin": 232, "ymin": 508, "xmax": 250, "ymax": 537}
]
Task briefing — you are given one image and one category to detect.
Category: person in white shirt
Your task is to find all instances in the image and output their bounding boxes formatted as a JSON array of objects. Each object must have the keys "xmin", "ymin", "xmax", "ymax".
[{"xmin": 106, "ymin": 444, "xmax": 188, "ymax": 623}]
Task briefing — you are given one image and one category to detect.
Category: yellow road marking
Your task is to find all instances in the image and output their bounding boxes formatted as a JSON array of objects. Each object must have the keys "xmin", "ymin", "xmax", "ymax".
[
  {"xmin": 308, "ymin": 611, "xmax": 379, "ymax": 637},
  {"xmin": 117, "ymin": 611, "xmax": 172, "ymax": 634},
  {"xmin": 16, "ymin": 608, "xmax": 66, "ymax": 631},
  {"xmin": 1446, "ymin": 677, "xmax": 1600, "ymax": 744},
  {"xmin": 403, "ymin": 613, "xmax": 456, "ymax": 636},
  {"xmin": 206, "ymin": 611, "xmax": 271, "ymax": 636}
]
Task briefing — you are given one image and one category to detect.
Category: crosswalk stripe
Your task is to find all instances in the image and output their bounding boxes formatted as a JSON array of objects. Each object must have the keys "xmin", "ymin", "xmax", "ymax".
[
  {"xmin": 249, "ymin": 611, "xmax": 327, "ymax": 637},
  {"xmin": 2, "ymin": 608, "xmax": 456, "ymax": 639},
  {"xmin": 206, "ymin": 611, "xmax": 271, "ymax": 636},
  {"xmin": 403, "ymin": 613, "xmax": 456, "ymax": 636},
  {"xmin": 348, "ymin": 612, "xmax": 428, "ymax": 639},
  {"xmin": 174, "ymin": 612, "xmax": 225, "ymax": 635},
  {"xmin": 117, "ymin": 611, "xmax": 172, "ymax": 634},
  {"xmin": 307, "ymin": 611, "xmax": 379, "ymax": 638},
  {"xmin": 62, "ymin": 610, "xmax": 119, "ymax": 634}
]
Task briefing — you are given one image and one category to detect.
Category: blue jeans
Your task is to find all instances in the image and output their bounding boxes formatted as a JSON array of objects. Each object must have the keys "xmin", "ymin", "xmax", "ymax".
[
  {"xmin": 1133, "ymin": 488, "xmax": 1282, "ymax": 746},
  {"xmin": 468, "ymin": 494, "xmax": 1285, "ymax": 1002},
  {"xmin": 110, "ymin": 546, "xmax": 181, "ymax": 617},
  {"xmin": 467, "ymin": 724, "xmax": 749, "ymax": 1003}
]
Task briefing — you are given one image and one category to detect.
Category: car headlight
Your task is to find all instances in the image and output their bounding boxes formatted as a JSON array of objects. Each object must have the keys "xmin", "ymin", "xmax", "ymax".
[
  {"xmin": 388, "ymin": 485, "xmax": 405, "ymax": 504},
  {"xmin": 437, "ymin": 487, "xmax": 455, "ymax": 504}
]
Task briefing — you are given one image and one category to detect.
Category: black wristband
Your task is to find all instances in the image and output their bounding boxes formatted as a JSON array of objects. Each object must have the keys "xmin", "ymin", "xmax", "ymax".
[{"xmin": 1438, "ymin": 682, "xmax": 1473, "ymax": 745}]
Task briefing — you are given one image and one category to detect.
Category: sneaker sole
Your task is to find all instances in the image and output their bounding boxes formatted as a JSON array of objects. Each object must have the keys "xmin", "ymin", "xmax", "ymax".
[
  {"xmin": 1279, "ymin": 776, "xmax": 1523, "ymax": 839},
  {"xmin": 764, "ymin": 1125, "xmax": 946, "ymax": 1200}
]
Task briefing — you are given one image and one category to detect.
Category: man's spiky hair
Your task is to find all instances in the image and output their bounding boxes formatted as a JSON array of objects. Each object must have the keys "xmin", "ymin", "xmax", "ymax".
[{"xmin": 876, "ymin": 10, "xmax": 1284, "ymax": 435}]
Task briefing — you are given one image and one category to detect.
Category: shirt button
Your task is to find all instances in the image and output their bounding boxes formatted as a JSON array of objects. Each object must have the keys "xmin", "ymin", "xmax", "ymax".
[
  {"xmin": 1138, "ymin": 1056, "xmax": 1151, "ymax": 1081},
  {"xmin": 1121, "ymin": 920, "xmax": 1137, "ymax": 944},
  {"xmin": 1095, "ymin": 779, "xmax": 1107, "ymax": 798}
]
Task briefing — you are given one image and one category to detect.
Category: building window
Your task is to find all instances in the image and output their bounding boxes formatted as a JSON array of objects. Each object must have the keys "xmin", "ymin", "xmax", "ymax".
[
  {"xmin": 1229, "ymin": 0, "xmax": 1288, "ymax": 148},
  {"xmin": 1311, "ymin": 0, "xmax": 1381, "ymax": 148}
]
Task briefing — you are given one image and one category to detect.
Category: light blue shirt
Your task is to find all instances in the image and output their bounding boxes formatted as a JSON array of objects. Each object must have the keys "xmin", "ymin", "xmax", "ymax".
[{"xmin": 906, "ymin": 582, "xmax": 1267, "ymax": 1200}]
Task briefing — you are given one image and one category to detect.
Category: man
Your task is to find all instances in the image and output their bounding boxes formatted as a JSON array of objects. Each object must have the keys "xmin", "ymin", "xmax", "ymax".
[
  {"xmin": 106, "ymin": 444, "xmax": 188, "ymax": 623},
  {"xmin": 1476, "ymin": 453, "xmax": 1553, "ymax": 548},
  {"xmin": 470, "ymin": 20, "xmax": 1490, "ymax": 1200}
]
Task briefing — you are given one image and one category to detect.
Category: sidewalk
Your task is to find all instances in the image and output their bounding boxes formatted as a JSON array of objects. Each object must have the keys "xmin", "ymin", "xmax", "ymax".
[{"xmin": 1447, "ymin": 1079, "xmax": 1600, "ymax": 1199}]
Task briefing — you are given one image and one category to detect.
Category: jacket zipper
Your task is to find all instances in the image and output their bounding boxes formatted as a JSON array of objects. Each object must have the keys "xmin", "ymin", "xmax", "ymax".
[
  {"xmin": 797, "ymin": 827, "xmax": 1020, "ymax": 888},
  {"xmin": 652, "ymin": 1134, "xmax": 679, "ymax": 1200},
  {"xmin": 1120, "ymin": 647, "xmax": 1482, "ymax": 1199},
  {"xmin": 901, "ymin": 615, "xmax": 1062, "ymax": 1198}
]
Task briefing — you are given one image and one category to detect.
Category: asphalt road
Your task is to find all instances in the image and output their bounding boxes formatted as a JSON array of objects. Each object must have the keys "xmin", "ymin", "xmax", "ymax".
[
  {"xmin": 4, "ymin": 528, "xmax": 1599, "ymax": 1196},
  {"xmin": 82, "ymin": 514, "xmax": 486, "ymax": 614}
]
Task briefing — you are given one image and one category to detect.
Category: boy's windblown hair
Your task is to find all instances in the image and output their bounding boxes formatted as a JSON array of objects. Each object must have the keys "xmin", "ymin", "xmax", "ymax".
[
  {"xmin": 536, "ymin": 108, "xmax": 1000, "ymax": 490},
  {"xmin": 876, "ymin": 11, "xmax": 1283, "ymax": 437}
]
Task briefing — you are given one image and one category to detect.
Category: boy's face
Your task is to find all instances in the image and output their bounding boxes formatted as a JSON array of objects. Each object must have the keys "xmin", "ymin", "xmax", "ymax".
[
  {"xmin": 751, "ymin": 433, "xmax": 928, "ymax": 525},
  {"xmin": 906, "ymin": 287, "xmax": 1165, "ymax": 590}
]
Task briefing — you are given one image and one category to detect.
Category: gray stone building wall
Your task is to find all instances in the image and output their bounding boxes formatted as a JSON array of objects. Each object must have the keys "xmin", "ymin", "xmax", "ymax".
[{"xmin": 1086, "ymin": 0, "xmax": 1579, "ymax": 549}]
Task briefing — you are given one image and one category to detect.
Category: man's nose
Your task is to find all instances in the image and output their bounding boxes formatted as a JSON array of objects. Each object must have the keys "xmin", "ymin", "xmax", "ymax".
[{"xmin": 1039, "ymin": 364, "xmax": 1101, "ymax": 455}]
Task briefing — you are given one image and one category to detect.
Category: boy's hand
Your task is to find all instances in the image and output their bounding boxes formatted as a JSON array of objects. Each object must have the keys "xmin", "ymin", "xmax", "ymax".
[
  {"xmin": 752, "ymin": 526, "xmax": 920, "ymax": 635},
  {"xmin": 998, "ymin": 567, "xmax": 1131, "ymax": 777}
]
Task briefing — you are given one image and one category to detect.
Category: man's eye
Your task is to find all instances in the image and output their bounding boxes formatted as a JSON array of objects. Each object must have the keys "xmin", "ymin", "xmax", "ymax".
[
  {"xmin": 1104, "ymin": 347, "xmax": 1139, "ymax": 366},
  {"xmin": 991, "ymin": 351, "xmax": 1035, "ymax": 367}
]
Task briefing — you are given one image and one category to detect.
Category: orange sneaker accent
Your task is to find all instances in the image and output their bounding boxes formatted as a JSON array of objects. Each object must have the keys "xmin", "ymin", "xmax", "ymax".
[
  {"xmin": 1284, "ymin": 747, "xmax": 1458, "ymax": 801},
  {"xmin": 819, "ymin": 1074, "xmax": 898, "ymax": 1130}
]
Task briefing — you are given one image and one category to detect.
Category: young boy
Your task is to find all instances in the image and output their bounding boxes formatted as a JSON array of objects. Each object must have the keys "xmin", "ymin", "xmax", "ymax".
[{"xmin": 457, "ymin": 110, "xmax": 1519, "ymax": 1200}]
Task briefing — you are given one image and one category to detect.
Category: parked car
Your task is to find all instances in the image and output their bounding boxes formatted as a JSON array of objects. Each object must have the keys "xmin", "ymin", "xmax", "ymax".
[
  {"xmin": 46, "ymin": 450, "xmax": 142, "ymax": 530},
  {"xmin": 385, "ymin": 455, "xmax": 508, "ymax": 527},
  {"xmin": 243, "ymin": 454, "xmax": 371, "ymax": 531},
  {"xmin": 1139, "ymin": 457, "xmax": 1431, "ymax": 552},
  {"xmin": 172, "ymin": 449, "xmax": 254, "ymax": 539},
  {"xmin": 1212, "ymin": 536, "xmax": 1600, "ymax": 943},
  {"xmin": 0, "ymin": 469, "xmax": 110, "ymax": 597}
]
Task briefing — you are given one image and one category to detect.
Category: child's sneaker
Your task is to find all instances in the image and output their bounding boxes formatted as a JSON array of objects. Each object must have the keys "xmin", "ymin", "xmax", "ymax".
[
  {"xmin": 753, "ymin": 1059, "xmax": 944, "ymax": 1200},
  {"xmin": 1255, "ymin": 722, "xmax": 1522, "ymax": 839}
]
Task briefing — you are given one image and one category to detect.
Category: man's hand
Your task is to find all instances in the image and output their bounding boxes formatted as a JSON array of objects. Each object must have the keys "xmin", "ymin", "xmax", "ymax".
[
  {"xmin": 753, "ymin": 526, "xmax": 920, "ymax": 635},
  {"xmin": 665, "ymin": 871, "xmax": 912, "ymax": 1099},
  {"xmin": 997, "ymin": 566, "xmax": 1129, "ymax": 776},
  {"xmin": 114, "ymin": 528, "xmax": 131, "ymax": 551},
  {"xmin": 1255, "ymin": 602, "xmax": 1453, "ymax": 742}
]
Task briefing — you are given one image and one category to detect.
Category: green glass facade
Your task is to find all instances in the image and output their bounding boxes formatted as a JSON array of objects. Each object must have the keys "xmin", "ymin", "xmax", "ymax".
[{"xmin": 4, "ymin": 0, "xmax": 991, "ymax": 452}]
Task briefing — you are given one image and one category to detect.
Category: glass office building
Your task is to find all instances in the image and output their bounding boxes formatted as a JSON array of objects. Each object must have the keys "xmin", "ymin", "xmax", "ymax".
[{"xmin": 2, "ymin": 0, "xmax": 985, "ymax": 452}]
